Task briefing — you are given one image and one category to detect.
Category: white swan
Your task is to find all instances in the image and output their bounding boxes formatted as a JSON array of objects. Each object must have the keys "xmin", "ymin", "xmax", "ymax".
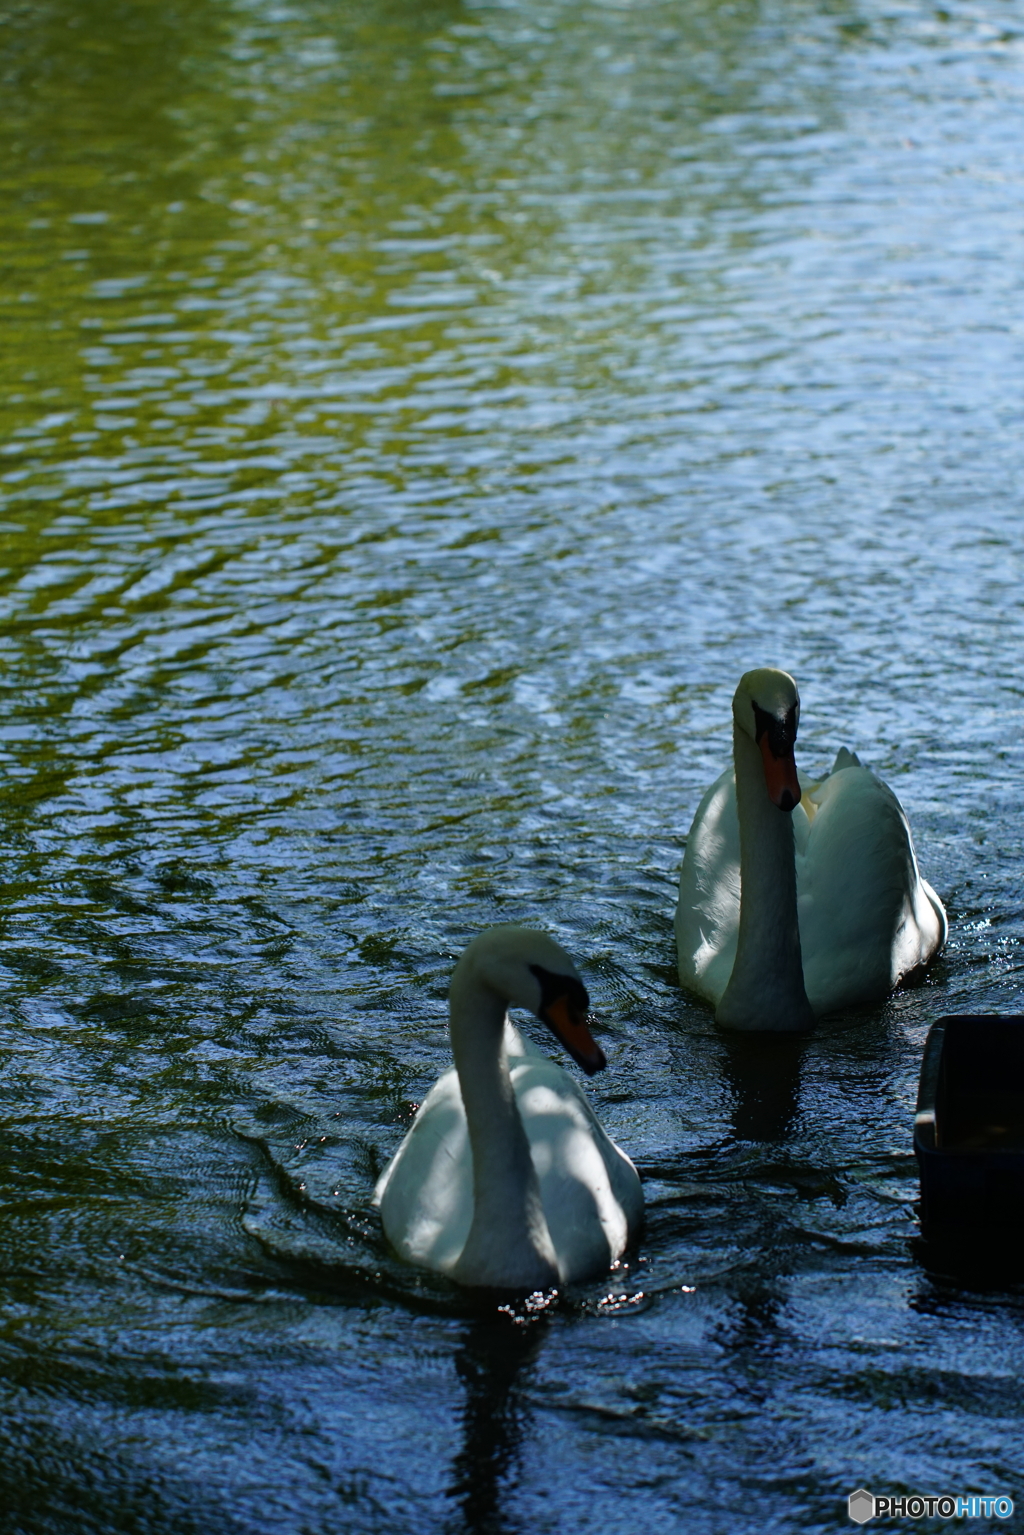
[
  {"xmin": 373, "ymin": 925, "xmax": 643, "ymax": 1289},
  {"xmin": 675, "ymin": 668, "xmax": 947, "ymax": 1031}
]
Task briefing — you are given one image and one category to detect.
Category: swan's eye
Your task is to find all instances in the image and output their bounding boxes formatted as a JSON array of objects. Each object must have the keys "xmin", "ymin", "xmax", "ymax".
[
  {"xmin": 528, "ymin": 963, "xmax": 589, "ymax": 1019},
  {"xmin": 752, "ymin": 699, "xmax": 799, "ymax": 757}
]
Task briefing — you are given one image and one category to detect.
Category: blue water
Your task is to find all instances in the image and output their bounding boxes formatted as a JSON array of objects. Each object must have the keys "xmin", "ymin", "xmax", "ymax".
[{"xmin": 2, "ymin": 0, "xmax": 1024, "ymax": 1529}]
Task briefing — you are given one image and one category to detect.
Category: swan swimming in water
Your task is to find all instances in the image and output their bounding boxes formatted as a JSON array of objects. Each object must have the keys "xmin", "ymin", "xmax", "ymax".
[
  {"xmin": 675, "ymin": 668, "xmax": 947, "ymax": 1031},
  {"xmin": 374, "ymin": 925, "xmax": 643, "ymax": 1289}
]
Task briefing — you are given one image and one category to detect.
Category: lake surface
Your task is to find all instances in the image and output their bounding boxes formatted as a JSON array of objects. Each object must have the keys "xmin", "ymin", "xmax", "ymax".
[{"xmin": 2, "ymin": 0, "xmax": 1024, "ymax": 1529}]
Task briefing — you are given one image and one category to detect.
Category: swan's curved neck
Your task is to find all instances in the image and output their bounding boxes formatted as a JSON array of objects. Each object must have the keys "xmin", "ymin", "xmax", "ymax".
[
  {"xmin": 717, "ymin": 723, "xmax": 814, "ymax": 1031},
  {"xmin": 448, "ymin": 970, "xmax": 558, "ymax": 1287}
]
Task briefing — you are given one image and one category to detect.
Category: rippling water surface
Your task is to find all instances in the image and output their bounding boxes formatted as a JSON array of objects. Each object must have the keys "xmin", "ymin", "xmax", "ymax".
[{"xmin": 2, "ymin": 0, "xmax": 1024, "ymax": 1529}]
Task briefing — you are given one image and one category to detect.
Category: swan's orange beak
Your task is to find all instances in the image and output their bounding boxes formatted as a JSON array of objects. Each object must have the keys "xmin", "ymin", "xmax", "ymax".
[
  {"xmin": 543, "ymin": 996, "xmax": 607, "ymax": 1076},
  {"xmin": 759, "ymin": 732, "xmax": 801, "ymax": 812}
]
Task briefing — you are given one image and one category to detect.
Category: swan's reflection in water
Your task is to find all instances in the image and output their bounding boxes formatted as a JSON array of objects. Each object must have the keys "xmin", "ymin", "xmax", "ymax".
[
  {"xmin": 713, "ymin": 1043, "xmax": 801, "ymax": 1420},
  {"xmin": 447, "ymin": 1311, "xmax": 549, "ymax": 1534},
  {"xmin": 721, "ymin": 1035, "xmax": 805, "ymax": 1142}
]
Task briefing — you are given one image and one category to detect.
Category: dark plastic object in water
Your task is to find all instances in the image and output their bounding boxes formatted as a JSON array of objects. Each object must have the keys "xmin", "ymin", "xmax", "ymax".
[{"xmin": 915, "ymin": 1015, "xmax": 1024, "ymax": 1254}]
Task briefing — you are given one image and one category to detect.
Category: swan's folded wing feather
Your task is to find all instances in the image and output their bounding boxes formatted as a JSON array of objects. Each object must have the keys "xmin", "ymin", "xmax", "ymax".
[
  {"xmin": 831, "ymin": 746, "xmax": 862, "ymax": 772},
  {"xmin": 797, "ymin": 765, "xmax": 944, "ymax": 1013},
  {"xmin": 920, "ymin": 877, "xmax": 948, "ymax": 949},
  {"xmin": 675, "ymin": 769, "xmax": 741, "ymax": 1005},
  {"xmin": 374, "ymin": 1069, "xmax": 473, "ymax": 1271},
  {"xmin": 795, "ymin": 758, "xmax": 857, "ymax": 834},
  {"xmin": 511, "ymin": 1058, "xmax": 642, "ymax": 1281}
]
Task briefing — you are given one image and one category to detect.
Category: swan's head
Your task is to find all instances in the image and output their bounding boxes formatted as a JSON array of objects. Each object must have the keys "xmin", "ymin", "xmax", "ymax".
[
  {"xmin": 455, "ymin": 925, "xmax": 606, "ymax": 1076},
  {"xmin": 733, "ymin": 668, "xmax": 802, "ymax": 812}
]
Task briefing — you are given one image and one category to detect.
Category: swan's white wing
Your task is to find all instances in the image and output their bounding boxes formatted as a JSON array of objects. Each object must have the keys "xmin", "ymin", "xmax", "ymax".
[
  {"xmin": 511, "ymin": 1056, "xmax": 643, "ymax": 1283},
  {"xmin": 675, "ymin": 769, "xmax": 741, "ymax": 1005},
  {"xmin": 797, "ymin": 764, "xmax": 946, "ymax": 1014},
  {"xmin": 374, "ymin": 1068, "xmax": 472, "ymax": 1273},
  {"xmin": 920, "ymin": 877, "xmax": 948, "ymax": 951}
]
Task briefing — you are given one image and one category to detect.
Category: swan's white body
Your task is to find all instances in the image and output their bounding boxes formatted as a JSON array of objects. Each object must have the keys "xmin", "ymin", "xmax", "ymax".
[
  {"xmin": 676, "ymin": 671, "xmax": 947, "ymax": 1029},
  {"xmin": 374, "ymin": 927, "xmax": 643, "ymax": 1289}
]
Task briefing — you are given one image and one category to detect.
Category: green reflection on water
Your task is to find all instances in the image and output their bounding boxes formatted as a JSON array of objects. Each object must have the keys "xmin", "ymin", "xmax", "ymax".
[{"xmin": 1, "ymin": 0, "xmax": 832, "ymax": 478}]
